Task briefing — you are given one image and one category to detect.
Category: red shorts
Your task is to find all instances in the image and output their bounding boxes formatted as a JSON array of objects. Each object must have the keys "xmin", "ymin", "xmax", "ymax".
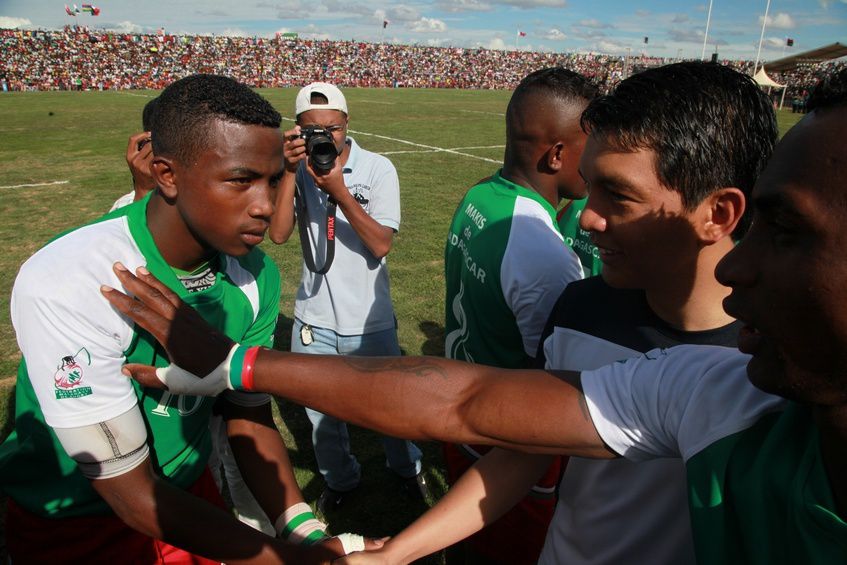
[
  {"xmin": 442, "ymin": 443, "xmax": 566, "ymax": 565},
  {"xmin": 6, "ymin": 467, "xmax": 226, "ymax": 564}
]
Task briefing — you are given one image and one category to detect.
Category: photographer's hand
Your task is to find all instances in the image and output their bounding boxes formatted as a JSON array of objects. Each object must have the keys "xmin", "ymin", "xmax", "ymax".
[
  {"xmin": 126, "ymin": 131, "xmax": 156, "ymax": 200},
  {"xmin": 283, "ymin": 126, "xmax": 307, "ymax": 173}
]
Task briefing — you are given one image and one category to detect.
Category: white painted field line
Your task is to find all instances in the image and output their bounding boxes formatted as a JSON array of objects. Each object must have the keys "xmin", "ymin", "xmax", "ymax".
[
  {"xmin": 281, "ymin": 116, "xmax": 501, "ymax": 164},
  {"xmin": 381, "ymin": 144, "xmax": 504, "ymax": 156},
  {"xmin": 124, "ymin": 92, "xmax": 156, "ymax": 98},
  {"xmin": 359, "ymin": 99, "xmax": 396, "ymax": 105},
  {"xmin": 459, "ymin": 109, "xmax": 505, "ymax": 117},
  {"xmin": 0, "ymin": 180, "xmax": 69, "ymax": 189}
]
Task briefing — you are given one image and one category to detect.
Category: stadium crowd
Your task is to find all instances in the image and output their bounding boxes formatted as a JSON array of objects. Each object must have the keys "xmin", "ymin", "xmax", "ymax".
[{"xmin": 1, "ymin": 25, "xmax": 843, "ymax": 97}]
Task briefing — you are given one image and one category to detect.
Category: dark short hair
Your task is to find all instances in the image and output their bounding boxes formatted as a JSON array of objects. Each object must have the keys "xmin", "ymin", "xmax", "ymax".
[
  {"xmin": 152, "ymin": 74, "xmax": 281, "ymax": 164},
  {"xmin": 581, "ymin": 62, "xmax": 777, "ymax": 238},
  {"xmin": 141, "ymin": 96, "xmax": 159, "ymax": 131},
  {"xmin": 807, "ymin": 68, "xmax": 847, "ymax": 112},
  {"xmin": 509, "ymin": 67, "xmax": 599, "ymax": 114}
]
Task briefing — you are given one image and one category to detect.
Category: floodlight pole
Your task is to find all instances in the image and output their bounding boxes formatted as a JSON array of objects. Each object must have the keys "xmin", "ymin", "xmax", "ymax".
[
  {"xmin": 701, "ymin": 0, "xmax": 714, "ymax": 61},
  {"xmin": 753, "ymin": 0, "xmax": 771, "ymax": 75}
]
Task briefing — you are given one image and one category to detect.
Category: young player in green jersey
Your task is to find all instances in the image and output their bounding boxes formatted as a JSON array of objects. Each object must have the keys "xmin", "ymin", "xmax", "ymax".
[{"xmin": 2, "ymin": 74, "xmax": 372, "ymax": 563}]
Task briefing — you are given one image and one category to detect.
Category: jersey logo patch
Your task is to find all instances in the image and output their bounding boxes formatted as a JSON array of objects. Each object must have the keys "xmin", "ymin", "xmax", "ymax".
[{"xmin": 54, "ymin": 347, "xmax": 93, "ymax": 399}]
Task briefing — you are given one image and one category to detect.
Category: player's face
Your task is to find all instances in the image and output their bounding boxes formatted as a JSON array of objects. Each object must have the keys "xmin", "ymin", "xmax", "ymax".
[
  {"xmin": 717, "ymin": 109, "xmax": 847, "ymax": 405},
  {"xmin": 578, "ymin": 134, "xmax": 702, "ymax": 290},
  {"xmin": 175, "ymin": 120, "xmax": 285, "ymax": 258},
  {"xmin": 297, "ymin": 108, "xmax": 348, "ymax": 156}
]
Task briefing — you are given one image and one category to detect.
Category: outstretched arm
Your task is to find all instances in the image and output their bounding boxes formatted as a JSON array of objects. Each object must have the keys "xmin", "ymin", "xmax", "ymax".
[
  {"xmin": 339, "ymin": 449, "xmax": 554, "ymax": 564},
  {"xmin": 102, "ymin": 264, "xmax": 613, "ymax": 458}
]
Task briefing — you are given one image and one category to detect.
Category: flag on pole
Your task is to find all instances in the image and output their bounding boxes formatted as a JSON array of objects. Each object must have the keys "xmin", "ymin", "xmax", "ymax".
[
  {"xmin": 81, "ymin": 4, "xmax": 100, "ymax": 15},
  {"xmin": 518, "ymin": 30, "xmax": 527, "ymax": 37},
  {"xmin": 65, "ymin": 5, "xmax": 76, "ymax": 16},
  {"xmin": 383, "ymin": 19, "xmax": 389, "ymax": 29},
  {"xmin": 73, "ymin": 4, "xmax": 81, "ymax": 13},
  {"xmin": 786, "ymin": 38, "xmax": 794, "ymax": 47},
  {"xmin": 644, "ymin": 36, "xmax": 649, "ymax": 44}
]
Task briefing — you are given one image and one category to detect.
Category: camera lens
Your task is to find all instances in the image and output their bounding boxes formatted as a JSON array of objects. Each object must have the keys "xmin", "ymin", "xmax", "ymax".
[{"xmin": 307, "ymin": 133, "xmax": 338, "ymax": 172}]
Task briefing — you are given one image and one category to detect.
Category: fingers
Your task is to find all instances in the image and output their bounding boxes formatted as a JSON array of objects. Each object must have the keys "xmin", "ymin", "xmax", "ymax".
[
  {"xmin": 121, "ymin": 363, "xmax": 164, "ymax": 389},
  {"xmin": 114, "ymin": 262, "xmax": 181, "ymax": 316},
  {"xmin": 362, "ymin": 538, "xmax": 388, "ymax": 551}
]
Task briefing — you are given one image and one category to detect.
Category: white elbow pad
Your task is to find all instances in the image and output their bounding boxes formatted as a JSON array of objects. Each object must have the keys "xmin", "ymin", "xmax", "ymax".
[{"xmin": 53, "ymin": 406, "xmax": 150, "ymax": 480}]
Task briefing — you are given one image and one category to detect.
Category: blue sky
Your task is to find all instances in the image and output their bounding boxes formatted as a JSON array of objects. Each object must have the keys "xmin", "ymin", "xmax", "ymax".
[{"xmin": 1, "ymin": 0, "xmax": 844, "ymax": 60}]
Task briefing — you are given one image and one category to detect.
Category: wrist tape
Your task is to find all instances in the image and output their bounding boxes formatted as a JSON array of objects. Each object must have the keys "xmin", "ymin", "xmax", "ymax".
[
  {"xmin": 227, "ymin": 344, "xmax": 260, "ymax": 391},
  {"xmin": 274, "ymin": 502, "xmax": 329, "ymax": 545}
]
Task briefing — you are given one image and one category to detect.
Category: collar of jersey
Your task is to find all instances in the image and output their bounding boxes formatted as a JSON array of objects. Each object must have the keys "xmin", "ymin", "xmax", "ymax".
[
  {"xmin": 124, "ymin": 190, "xmax": 219, "ymax": 300},
  {"xmin": 492, "ymin": 169, "xmax": 558, "ymax": 218}
]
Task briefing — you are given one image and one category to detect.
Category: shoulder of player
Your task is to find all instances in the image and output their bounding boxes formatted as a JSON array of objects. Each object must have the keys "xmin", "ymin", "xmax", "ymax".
[
  {"xmin": 221, "ymin": 249, "xmax": 281, "ymax": 290},
  {"xmin": 547, "ymin": 276, "xmax": 614, "ymax": 326},
  {"xmin": 15, "ymin": 217, "xmax": 140, "ymax": 296}
]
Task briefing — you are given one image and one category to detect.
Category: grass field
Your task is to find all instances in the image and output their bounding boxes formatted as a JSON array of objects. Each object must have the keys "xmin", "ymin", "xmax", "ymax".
[{"xmin": 0, "ymin": 87, "xmax": 805, "ymax": 560}]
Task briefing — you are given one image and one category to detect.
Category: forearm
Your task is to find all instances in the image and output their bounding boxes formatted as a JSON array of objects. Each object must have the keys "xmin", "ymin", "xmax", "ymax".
[
  {"xmin": 252, "ymin": 350, "xmax": 610, "ymax": 457},
  {"xmin": 224, "ymin": 402, "xmax": 306, "ymax": 523},
  {"xmin": 269, "ymin": 171, "xmax": 296, "ymax": 244},
  {"xmin": 335, "ymin": 192, "xmax": 394, "ymax": 259},
  {"xmin": 382, "ymin": 449, "xmax": 554, "ymax": 564},
  {"xmin": 92, "ymin": 460, "xmax": 317, "ymax": 564}
]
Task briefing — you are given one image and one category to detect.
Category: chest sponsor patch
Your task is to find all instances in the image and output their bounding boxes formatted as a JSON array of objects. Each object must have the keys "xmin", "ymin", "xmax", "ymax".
[{"xmin": 54, "ymin": 347, "xmax": 93, "ymax": 399}]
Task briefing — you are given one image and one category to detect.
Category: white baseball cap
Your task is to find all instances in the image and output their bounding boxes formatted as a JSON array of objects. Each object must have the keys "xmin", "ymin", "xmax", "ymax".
[{"xmin": 295, "ymin": 82, "xmax": 348, "ymax": 116}]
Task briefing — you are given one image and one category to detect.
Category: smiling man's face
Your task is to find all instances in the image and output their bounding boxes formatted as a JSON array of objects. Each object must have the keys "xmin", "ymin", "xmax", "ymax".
[{"xmin": 717, "ymin": 107, "xmax": 847, "ymax": 405}]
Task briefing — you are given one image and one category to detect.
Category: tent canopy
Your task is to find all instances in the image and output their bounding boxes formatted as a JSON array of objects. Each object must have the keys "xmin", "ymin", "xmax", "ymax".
[
  {"xmin": 753, "ymin": 67, "xmax": 785, "ymax": 89},
  {"xmin": 764, "ymin": 42, "xmax": 847, "ymax": 73}
]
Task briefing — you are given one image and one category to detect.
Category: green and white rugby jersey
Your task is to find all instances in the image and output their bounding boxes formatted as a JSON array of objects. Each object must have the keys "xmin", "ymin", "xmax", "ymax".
[
  {"xmin": 444, "ymin": 170, "xmax": 583, "ymax": 368},
  {"xmin": 583, "ymin": 345, "xmax": 847, "ymax": 564},
  {"xmin": 557, "ymin": 198, "xmax": 602, "ymax": 277},
  {"xmin": 1, "ymin": 195, "xmax": 280, "ymax": 518}
]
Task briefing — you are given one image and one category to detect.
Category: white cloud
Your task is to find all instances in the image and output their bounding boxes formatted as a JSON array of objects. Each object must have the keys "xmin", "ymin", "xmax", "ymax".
[
  {"xmin": 390, "ymin": 5, "xmax": 422, "ymax": 22},
  {"xmin": 543, "ymin": 28, "xmax": 566, "ymax": 40},
  {"xmin": 0, "ymin": 16, "xmax": 31, "ymax": 28},
  {"xmin": 668, "ymin": 28, "xmax": 705, "ymax": 43},
  {"xmin": 635, "ymin": 9, "xmax": 650, "ymax": 17},
  {"xmin": 671, "ymin": 14, "xmax": 689, "ymax": 24},
  {"xmin": 595, "ymin": 40, "xmax": 628, "ymax": 54},
  {"xmin": 107, "ymin": 20, "xmax": 144, "ymax": 34},
  {"xmin": 760, "ymin": 12, "xmax": 796, "ymax": 29},
  {"xmin": 577, "ymin": 18, "xmax": 611, "ymax": 29},
  {"xmin": 221, "ymin": 27, "xmax": 249, "ymax": 37},
  {"xmin": 764, "ymin": 37, "xmax": 784, "ymax": 48},
  {"xmin": 408, "ymin": 17, "xmax": 447, "ymax": 32},
  {"xmin": 436, "ymin": 0, "xmax": 492, "ymax": 12},
  {"xmin": 486, "ymin": 37, "xmax": 508, "ymax": 50},
  {"xmin": 491, "ymin": 0, "xmax": 567, "ymax": 8}
]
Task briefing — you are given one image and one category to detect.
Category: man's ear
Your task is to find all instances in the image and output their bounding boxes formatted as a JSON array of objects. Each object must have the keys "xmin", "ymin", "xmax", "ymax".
[
  {"xmin": 150, "ymin": 156, "xmax": 178, "ymax": 200},
  {"xmin": 546, "ymin": 141, "xmax": 565, "ymax": 172},
  {"xmin": 698, "ymin": 187, "xmax": 745, "ymax": 243}
]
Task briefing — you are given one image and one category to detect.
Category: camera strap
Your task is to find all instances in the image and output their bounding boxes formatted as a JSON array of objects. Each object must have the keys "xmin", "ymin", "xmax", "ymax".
[{"xmin": 295, "ymin": 180, "xmax": 336, "ymax": 275}]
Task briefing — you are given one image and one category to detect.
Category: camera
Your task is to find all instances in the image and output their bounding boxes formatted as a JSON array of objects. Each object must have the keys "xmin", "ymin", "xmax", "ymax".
[{"xmin": 299, "ymin": 126, "xmax": 338, "ymax": 172}]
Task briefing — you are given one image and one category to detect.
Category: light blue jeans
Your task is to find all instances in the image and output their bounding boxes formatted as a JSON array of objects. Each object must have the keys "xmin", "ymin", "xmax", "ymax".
[{"xmin": 291, "ymin": 318, "xmax": 423, "ymax": 491}]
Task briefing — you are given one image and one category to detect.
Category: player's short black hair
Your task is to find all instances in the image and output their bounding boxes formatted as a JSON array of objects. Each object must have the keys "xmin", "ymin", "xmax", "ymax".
[
  {"xmin": 152, "ymin": 74, "xmax": 281, "ymax": 164},
  {"xmin": 508, "ymin": 67, "xmax": 599, "ymax": 115},
  {"xmin": 807, "ymin": 68, "xmax": 847, "ymax": 112},
  {"xmin": 141, "ymin": 96, "xmax": 159, "ymax": 131},
  {"xmin": 581, "ymin": 62, "xmax": 777, "ymax": 238}
]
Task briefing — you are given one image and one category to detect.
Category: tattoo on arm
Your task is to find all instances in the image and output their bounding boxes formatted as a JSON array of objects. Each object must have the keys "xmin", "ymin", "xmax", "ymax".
[{"xmin": 341, "ymin": 357, "xmax": 450, "ymax": 380}]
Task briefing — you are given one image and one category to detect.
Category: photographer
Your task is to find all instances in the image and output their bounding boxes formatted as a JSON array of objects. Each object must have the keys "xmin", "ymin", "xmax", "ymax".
[{"xmin": 269, "ymin": 82, "xmax": 426, "ymax": 514}]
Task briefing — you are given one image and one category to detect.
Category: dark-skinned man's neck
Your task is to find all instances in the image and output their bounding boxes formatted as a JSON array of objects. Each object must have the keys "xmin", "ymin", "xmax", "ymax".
[
  {"xmin": 146, "ymin": 193, "xmax": 215, "ymax": 272},
  {"xmin": 500, "ymin": 164, "xmax": 558, "ymax": 208}
]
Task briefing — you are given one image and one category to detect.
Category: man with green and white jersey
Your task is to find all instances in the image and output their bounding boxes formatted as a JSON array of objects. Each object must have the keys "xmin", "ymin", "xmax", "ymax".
[
  {"xmin": 442, "ymin": 68, "xmax": 593, "ymax": 564},
  {"xmin": 557, "ymin": 198, "xmax": 602, "ymax": 277},
  {"xmin": 1, "ymin": 75, "xmax": 364, "ymax": 563}
]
